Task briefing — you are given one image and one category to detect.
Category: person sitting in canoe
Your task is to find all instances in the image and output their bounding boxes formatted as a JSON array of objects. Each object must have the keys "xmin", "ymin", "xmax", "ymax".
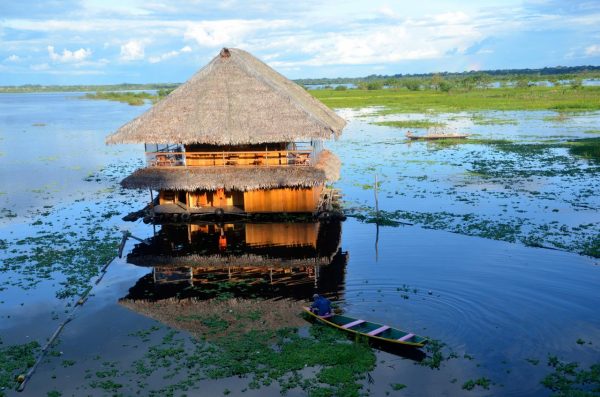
[{"xmin": 310, "ymin": 294, "xmax": 332, "ymax": 316}]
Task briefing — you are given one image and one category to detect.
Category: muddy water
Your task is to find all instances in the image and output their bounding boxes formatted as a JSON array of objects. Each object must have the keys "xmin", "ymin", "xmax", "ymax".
[{"xmin": 1, "ymin": 93, "xmax": 599, "ymax": 396}]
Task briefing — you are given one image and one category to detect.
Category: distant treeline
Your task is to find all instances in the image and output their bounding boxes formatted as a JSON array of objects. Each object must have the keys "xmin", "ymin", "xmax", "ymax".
[
  {"xmin": 0, "ymin": 83, "xmax": 179, "ymax": 93},
  {"xmin": 1, "ymin": 65, "xmax": 599, "ymax": 93},
  {"xmin": 294, "ymin": 65, "xmax": 600, "ymax": 86}
]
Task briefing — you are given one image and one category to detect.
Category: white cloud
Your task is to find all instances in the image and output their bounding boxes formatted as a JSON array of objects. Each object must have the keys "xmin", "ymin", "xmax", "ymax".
[
  {"xmin": 5, "ymin": 54, "xmax": 21, "ymax": 62},
  {"xmin": 120, "ymin": 40, "xmax": 145, "ymax": 61},
  {"xmin": 267, "ymin": 15, "xmax": 483, "ymax": 67},
  {"xmin": 184, "ymin": 19, "xmax": 292, "ymax": 47},
  {"xmin": 585, "ymin": 44, "xmax": 600, "ymax": 56},
  {"xmin": 148, "ymin": 45, "xmax": 193, "ymax": 63},
  {"xmin": 47, "ymin": 46, "xmax": 92, "ymax": 62}
]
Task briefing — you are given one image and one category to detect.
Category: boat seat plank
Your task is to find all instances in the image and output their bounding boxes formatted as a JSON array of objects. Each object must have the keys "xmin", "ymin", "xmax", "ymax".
[
  {"xmin": 320, "ymin": 313, "xmax": 334, "ymax": 319},
  {"xmin": 398, "ymin": 333, "xmax": 415, "ymax": 342},
  {"xmin": 367, "ymin": 325, "xmax": 390, "ymax": 336},
  {"xmin": 341, "ymin": 319, "xmax": 365, "ymax": 329}
]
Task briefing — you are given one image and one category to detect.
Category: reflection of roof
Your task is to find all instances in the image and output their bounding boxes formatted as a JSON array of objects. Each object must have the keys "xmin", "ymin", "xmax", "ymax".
[
  {"xmin": 120, "ymin": 150, "xmax": 340, "ymax": 191},
  {"xmin": 119, "ymin": 297, "xmax": 308, "ymax": 341},
  {"xmin": 106, "ymin": 48, "xmax": 345, "ymax": 146}
]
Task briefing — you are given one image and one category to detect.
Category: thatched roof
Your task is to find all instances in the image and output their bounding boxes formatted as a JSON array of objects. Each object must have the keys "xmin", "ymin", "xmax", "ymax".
[
  {"xmin": 106, "ymin": 48, "xmax": 346, "ymax": 145},
  {"xmin": 121, "ymin": 150, "xmax": 340, "ymax": 191}
]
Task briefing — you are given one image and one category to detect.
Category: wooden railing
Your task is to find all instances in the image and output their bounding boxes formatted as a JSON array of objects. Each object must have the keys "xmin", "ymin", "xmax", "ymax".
[{"xmin": 146, "ymin": 150, "xmax": 313, "ymax": 167}]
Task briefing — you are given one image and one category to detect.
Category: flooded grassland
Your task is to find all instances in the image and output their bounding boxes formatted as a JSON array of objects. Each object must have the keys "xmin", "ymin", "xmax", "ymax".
[{"xmin": 0, "ymin": 89, "xmax": 599, "ymax": 396}]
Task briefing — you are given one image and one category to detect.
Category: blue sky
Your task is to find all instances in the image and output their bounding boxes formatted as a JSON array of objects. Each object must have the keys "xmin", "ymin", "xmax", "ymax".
[{"xmin": 1, "ymin": 0, "xmax": 599, "ymax": 85}]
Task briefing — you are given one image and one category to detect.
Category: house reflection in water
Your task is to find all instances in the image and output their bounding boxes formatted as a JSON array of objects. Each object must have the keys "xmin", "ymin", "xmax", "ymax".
[{"xmin": 123, "ymin": 221, "xmax": 347, "ymax": 301}]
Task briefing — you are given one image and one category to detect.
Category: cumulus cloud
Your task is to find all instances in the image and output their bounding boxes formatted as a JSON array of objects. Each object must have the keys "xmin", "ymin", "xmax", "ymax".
[
  {"xmin": 267, "ymin": 15, "xmax": 483, "ymax": 67},
  {"xmin": 585, "ymin": 44, "xmax": 600, "ymax": 56},
  {"xmin": 47, "ymin": 46, "xmax": 92, "ymax": 62},
  {"xmin": 120, "ymin": 40, "xmax": 145, "ymax": 61},
  {"xmin": 184, "ymin": 19, "xmax": 292, "ymax": 47},
  {"xmin": 148, "ymin": 45, "xmax": 192, "ymax": 63},
  {"xmin": 5, "ymin": 54, "xmax": 21, "ymax": 62}
]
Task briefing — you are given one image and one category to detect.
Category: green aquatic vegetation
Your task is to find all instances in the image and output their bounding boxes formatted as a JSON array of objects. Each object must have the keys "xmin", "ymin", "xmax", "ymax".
[
  {"xmin": 543, "ymin": 112, "xmax": 572, "ymax": 123},
  {"xmin": 312, "ymin": 86, "xmax": 600, "ymax": 113},
  {"xmin": 0, "ymin": 339, "xmax": 40, "ymax": 395},
  {"xmin": 541, "ymin": 356, "xmax": 600, "ymax": 396},
  {"xmin": 372, "ymin": 120, "xmax": 445, "ymax": 129},
  {"xmin": 2, "ymin": 231, "xmax": 119, "ymax": 298},
  {"xmin": 462, "ymin": 377, "xmax": 491, "ymax": 391},
  {"xmin": 584, "ymin": 129, "xmax": 600, "ymax": 134},
  {"xmin": 390, "ymin": 383, "xmax": 407, "ymax": 390},
  {"xmin": 84, "ymin": 91, "xmax": 155, "ymax": 106},
  {"xmin": 470, "ymin": 114, "xmax": 518, "ymax": 125},
  {"xmin": 417, "ymin": 338, "xmax": 456, "ymax": 370},
  {"xmin": 565, "ymin": 137, "xmax": 600, "ymax": 163},
  {"xmin": 83, "ymin": 89, "xmax": 173, "ymax": 106},
  {"xmin": 349, "ymin": 207, "xmax": 600, "ymax": 258},
  {"xmin": 122, "ymin": 324, "xmax": 376, "ymax": 396}
]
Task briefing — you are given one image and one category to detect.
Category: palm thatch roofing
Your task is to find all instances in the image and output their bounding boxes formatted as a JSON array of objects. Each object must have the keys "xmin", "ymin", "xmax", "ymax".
[
  {"xmin": 106, "ymin": 48, "xmax": 346, "ymax": 145},
  {"xmin": 121, "ymin": 149, "xmax": 340, "ymax": 191}
]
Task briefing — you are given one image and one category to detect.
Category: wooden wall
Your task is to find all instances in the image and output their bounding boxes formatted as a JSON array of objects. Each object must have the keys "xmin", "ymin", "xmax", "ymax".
[
  {"xmin": 188, "ymin": 190, "xmax": 244, "ymax": 208},
  {"xmin": 161, "ymin": 186, "xmax": 323, "ymax": 213},
  {"xmin": 243, "ymin": 186, "xmax": 322, "ymax": 213},
  {"xmin": 245, "ymin": 223, "xmax": 319, "ymax": 247}
]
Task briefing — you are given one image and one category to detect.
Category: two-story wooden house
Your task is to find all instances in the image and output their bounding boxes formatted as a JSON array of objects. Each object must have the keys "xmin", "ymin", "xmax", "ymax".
[{"xmin": 106, "ymin": 48, "xmax": 345, "ymax": 219}]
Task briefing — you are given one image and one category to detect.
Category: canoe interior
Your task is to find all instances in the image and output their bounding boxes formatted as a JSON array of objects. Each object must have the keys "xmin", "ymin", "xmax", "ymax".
[{"xmin": 305, "ymin": 309, "xmax": 427, "ymax": 345}]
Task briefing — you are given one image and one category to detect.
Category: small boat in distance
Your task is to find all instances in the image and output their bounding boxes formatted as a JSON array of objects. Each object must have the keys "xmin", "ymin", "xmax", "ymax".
[
  {"xmin": 406, "ymin": 131, "xmax": 469, "ymax": 140},
  {"xmin": 302, "ymin": 307, "xmax": 428, "ymax": 348}
]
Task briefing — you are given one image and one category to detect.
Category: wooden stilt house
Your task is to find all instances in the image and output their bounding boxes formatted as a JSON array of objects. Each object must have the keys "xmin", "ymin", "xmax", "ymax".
[{"xmin": 106, "ymin": 48, "xmax": 345, "ymax": 217}]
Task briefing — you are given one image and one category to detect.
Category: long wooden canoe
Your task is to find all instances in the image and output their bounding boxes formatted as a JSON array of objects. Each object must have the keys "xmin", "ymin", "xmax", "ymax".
[{"xmin": 302, "ymin": 307, "xmax": 428, "ymax": 348}]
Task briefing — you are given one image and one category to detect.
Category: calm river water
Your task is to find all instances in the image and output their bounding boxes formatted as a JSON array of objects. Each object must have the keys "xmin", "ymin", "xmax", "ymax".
[{"xmin": 0, "ymin": 92, "xmax": 598, "ymax": 396}]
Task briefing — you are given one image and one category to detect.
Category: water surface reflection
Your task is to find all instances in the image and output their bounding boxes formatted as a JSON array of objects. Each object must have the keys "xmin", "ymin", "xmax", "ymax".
[{"xmin": 124, "ymin": 221, "xmax": 347, "ymax": 301}]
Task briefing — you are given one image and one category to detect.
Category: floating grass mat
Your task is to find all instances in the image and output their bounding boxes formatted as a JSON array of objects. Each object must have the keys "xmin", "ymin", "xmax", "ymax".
[
  {"xmin": 348, "ymin": 209, "xmax": 600, "ymax": 258},
  {"xmin": 470, "ymin": 114, "xmax": 518, "ymax": 125},
  {"xmin": 311, "ymin": 86, "xmax": 600, "ymax": 113},
  {"xmin": 115, "ymin": 301, "xmax": 378, "ymax": 396},
  {"xmin": 84, "ymin": 91, "xmax": 155, "ymax": 106},
  {"xmin": 541, "ymin": 355, "xmax": 600, "ymax": 396},
  {"xmin": 0, "ymin": 339, "xmax": 40, "ymax": 395},
  {"xmin": 371, "ymin": 120, "xmax": 445, "ymax": 129}
]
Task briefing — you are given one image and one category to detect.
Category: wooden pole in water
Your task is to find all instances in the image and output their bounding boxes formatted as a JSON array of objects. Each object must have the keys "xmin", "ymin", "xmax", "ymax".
[
  {"xmin": 374, "ymin": 174, "xmax": 379, "ymax": 217},
  {"xmin": 374, "ymin": 174, "xmax": 379, "ymax": 262},
  {"xmin": 149, "ymin": 189, "xmax": 154, "ymax": 208}
]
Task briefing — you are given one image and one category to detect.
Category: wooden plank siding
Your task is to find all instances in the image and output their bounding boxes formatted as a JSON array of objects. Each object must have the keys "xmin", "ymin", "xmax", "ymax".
[
  {"xmin": 245, "ymin": 223, "xmax": 319, "ymax": 247},
  {"xmin": 159, "ymin": 186, "xmax": 322, "ymax": 213},
  {"xmin": 243, "ymin": 186, "xmax": 322, "ymax": 213}
]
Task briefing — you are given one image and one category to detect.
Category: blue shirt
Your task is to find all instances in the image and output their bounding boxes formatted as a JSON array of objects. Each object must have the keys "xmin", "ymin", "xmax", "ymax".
[{"xmin": 311, "ymin": 296, "xmax": 332, "ymax": 315}]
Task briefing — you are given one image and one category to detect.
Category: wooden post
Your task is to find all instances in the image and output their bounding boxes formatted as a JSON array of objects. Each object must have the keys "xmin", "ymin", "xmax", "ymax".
[
  {"xmin": 149, "ymin": 189, "xmax": 154, "ymax": 209},
  {"xmin": 374, "ymin": 174, "xmax": 379, "ymax": 217},
  {"xmin": 374, "ymin": 174, "xmax": 379, "ymax": 262}
]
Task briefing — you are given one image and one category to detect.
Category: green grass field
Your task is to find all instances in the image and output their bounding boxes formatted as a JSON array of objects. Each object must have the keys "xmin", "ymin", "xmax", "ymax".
[{"xmin": 311, "ymin": 86, "xmax": 600, "ymax": 113}]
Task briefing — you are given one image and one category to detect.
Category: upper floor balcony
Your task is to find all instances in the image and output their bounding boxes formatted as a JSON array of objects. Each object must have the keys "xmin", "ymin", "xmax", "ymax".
[{"xmin": 144, "ymin": 141, "xmax": 323, "ymax": 168}]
